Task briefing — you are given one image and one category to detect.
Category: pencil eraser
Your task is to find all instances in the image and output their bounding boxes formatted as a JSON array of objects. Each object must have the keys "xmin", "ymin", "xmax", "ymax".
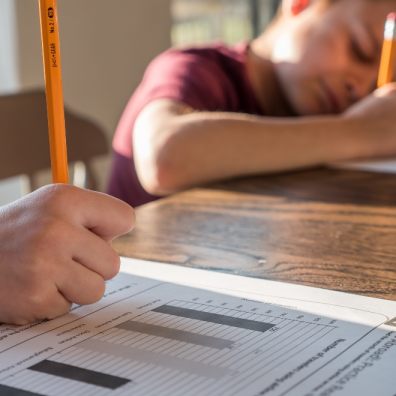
[{"xmin": 387, "ymin": 12, "xmax": 396, "ymax": 22}]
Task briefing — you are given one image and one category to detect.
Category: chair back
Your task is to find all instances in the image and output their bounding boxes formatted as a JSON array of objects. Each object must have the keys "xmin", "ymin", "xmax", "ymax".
[{"xmin": 0, "ymin": 90, "xmax": 108, "ymax": 190}]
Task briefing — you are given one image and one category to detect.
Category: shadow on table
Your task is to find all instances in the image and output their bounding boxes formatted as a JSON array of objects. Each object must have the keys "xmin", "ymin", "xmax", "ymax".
[{"xmin": 209, "ymin": 167, "xmax": 396, "ymax": 207}]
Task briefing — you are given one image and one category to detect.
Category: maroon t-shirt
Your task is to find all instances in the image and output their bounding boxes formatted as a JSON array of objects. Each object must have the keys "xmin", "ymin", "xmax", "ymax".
[{"xmin": 108, "ymin": 43, "xmax": 264, "ymax": 206}]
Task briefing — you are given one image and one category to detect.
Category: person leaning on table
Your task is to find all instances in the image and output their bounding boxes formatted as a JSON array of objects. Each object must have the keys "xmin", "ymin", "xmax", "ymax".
[
  {"xmin": 108, "ymin": 0, "xmax": 396, "ymax": 207},
  {"xmin": 0, "ymin": 184, "xmax": 134, "ymax": 325}
]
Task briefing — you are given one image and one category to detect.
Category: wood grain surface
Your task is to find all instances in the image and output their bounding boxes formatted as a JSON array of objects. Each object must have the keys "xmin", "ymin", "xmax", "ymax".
[{"xmin": 114, "ymin": 168, "xmax": 396, "ymax": 300}]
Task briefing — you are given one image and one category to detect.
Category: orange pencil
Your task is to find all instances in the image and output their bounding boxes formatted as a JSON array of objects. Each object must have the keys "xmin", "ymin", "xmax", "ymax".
[
  {"xmin": 377, "ymin": 12, "xmax": 396, "ymax": 88},
  {"xmin": 38, "ymin": 0, "xmax": 69, "ymax": 183}
]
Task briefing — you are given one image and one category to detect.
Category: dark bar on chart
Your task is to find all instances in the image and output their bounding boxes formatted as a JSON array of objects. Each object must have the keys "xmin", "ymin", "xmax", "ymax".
[
  {"xmin": 153, "ymin": 305, "xmax": 275, "ymax": 332},
  {"xmin": 28, "ymin": 360, "xmax": 130, "ymax": 390},
  {"xmin": 117, "ymin": 321, "xmax": 234, "ymax": 349},
  {"xmin": 0, "ymin": 384, "xmax": 44, "ymax": 396},
  {"xmin": 385, "ymin": 317, "xmax": 396, "ymax": 328}
]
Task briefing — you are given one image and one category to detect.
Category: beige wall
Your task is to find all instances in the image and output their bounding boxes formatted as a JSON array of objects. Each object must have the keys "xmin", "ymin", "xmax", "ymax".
[
  {"xmin": 14, "ymin": 0, "xmax": 172, "ymax": 190},
  {"xmin": 0, "ymin": 0, "xmax": 18, "ymax": 92}
]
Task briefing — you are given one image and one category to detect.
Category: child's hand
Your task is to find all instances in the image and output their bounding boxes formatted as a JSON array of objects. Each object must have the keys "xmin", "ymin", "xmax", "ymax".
[
  {"xmin": 342, "ymin": 83, "xmax": 396, "ymax": 158},
  {"xmin": 0, "ymin": 185, "xmax": 134, "ymax": 325},
  {"xmin": 343, "ymin": 83, "xmax": 396, "ymax": 120}
]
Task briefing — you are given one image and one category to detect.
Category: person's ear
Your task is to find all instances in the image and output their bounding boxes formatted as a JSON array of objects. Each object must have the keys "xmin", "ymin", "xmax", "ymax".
[{"xmin": 282, "ymin": 0, "xmax": 311, "ymax": 16}]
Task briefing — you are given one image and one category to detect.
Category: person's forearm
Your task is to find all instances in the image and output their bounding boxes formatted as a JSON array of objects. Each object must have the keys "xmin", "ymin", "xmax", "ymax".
[{"xmin": 141, "ymin": 111, "xmax": 361, "ymax": 194}]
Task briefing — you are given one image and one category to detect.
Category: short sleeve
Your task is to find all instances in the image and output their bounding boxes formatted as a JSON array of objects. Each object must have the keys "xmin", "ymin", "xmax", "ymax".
[
  {"xmin": 135, "ymin": 48, "xmax": 233, "ymax": 110},
  {"xmin": 113, "ymin": 48, "xmax": 235, "ymax": 156}
]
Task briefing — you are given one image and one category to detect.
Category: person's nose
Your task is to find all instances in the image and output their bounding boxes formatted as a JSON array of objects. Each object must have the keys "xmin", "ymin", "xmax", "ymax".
[{"xmin": 344, "ymin": 81, "xmax": 360, "ymax": 104}]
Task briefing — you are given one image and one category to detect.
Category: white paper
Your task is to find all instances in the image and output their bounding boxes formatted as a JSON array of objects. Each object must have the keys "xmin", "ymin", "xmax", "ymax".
[
  {"xmin": 331, "ymin": 159, "xmax": 396, "ymax": 174},
  {"xmin": 0, "ymin": 257, "xmax": 395, "ymax": 396}
]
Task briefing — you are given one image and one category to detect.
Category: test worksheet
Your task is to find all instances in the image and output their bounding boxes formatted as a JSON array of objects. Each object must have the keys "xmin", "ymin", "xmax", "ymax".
[
  {"xmin": 0, "ymin": 258, "xmax": 395, "ymax": 396},
  {"xmin": 332, "ymin": 158, "xmax": 396, "ymax": 174}
]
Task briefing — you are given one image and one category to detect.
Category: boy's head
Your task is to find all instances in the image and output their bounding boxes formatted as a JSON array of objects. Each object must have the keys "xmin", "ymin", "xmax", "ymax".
[{"xmin": 257, "ymin": 0, "xmax": 396, "ymax": 115}]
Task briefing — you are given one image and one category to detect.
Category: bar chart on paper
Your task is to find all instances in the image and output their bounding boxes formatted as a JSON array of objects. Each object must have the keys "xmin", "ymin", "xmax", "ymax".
[
  {"xmin": 3, "ymin": 302, "xmax": 339, "ymax": 395},
  {"xmin": 0, "ymin": 261, "xmax": 394, "ymax": 396}
]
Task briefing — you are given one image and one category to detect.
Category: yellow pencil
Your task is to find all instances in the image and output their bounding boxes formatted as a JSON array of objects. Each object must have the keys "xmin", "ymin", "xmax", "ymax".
[
  {"xmin": 377, "ymin": 13, "xmax": 396, "ymax": 88},
  {"xmin": 38, "ymin": 0, "xmax": 69, "ymax": 183}
]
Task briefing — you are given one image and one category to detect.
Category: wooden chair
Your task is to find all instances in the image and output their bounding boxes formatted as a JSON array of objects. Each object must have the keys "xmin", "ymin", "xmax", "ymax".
[{"xmin": 0, "ymin": 90, "xmax": 108, "ymax": 191}]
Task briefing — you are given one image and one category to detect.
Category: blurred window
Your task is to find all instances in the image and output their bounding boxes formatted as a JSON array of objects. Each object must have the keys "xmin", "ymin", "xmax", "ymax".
[{"xmin": 171, "ymin": 0, "xmax": 280, "ymax": 46}]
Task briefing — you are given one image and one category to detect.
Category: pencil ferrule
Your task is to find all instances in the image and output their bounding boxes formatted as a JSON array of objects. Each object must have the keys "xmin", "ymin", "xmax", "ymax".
[{"xmin": 384, "ymin": 19, "xmax": 396, "ymax": 40}]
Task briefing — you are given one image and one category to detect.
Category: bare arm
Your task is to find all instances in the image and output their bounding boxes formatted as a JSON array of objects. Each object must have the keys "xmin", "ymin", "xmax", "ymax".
[{"xmin": 133, "ymin": 86, "xmax": 396, "ymax": 195}]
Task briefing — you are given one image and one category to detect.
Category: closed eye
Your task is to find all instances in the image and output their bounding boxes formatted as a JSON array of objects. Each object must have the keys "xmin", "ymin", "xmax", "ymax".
[{"xmin": 350, "ymin": 38, "xmax": 376, "ymax": 64}]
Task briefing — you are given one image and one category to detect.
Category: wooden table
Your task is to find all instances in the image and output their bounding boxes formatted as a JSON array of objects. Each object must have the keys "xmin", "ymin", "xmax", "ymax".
[{"xmin": 114, "ymin": 168, "xmax": 396, "ymax": 301}]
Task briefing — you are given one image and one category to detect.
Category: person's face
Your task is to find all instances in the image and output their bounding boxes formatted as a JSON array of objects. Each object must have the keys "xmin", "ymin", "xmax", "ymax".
[{"xmin": 272, "ymin": 0, "xmax": 395, "ymax": 116}]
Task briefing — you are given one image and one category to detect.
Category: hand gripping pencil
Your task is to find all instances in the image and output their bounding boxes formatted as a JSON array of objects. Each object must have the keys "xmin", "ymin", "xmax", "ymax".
[
  {"xmin": 377, "ymin": 13, "xmax": 396, "ymax": 88},
  {"xmin": 38, "ymin": 0, "xmax": 69, "ymax": 183}
]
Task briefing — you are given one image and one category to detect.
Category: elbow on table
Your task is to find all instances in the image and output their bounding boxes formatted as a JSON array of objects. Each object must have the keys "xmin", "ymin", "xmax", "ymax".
[{"xmin": 136, "ymin": 149, "xmax": 190, "ymax": 196}]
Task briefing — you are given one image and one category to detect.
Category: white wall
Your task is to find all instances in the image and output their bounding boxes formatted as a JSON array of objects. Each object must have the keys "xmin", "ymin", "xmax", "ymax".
[
  {"xmin": 0, "ymin": 0, "xmax": 24, "ymax": 203},
  {"xmin": 0, "ymin": 0, "xmax": 172, "ymax": 198},
  {"xmin": 0, "ymin": 0, "xmax": 19, "ymax": 92},
  {"xmin": 16, "ymin": 0, "xmax": 172, "ymax": 135}
]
